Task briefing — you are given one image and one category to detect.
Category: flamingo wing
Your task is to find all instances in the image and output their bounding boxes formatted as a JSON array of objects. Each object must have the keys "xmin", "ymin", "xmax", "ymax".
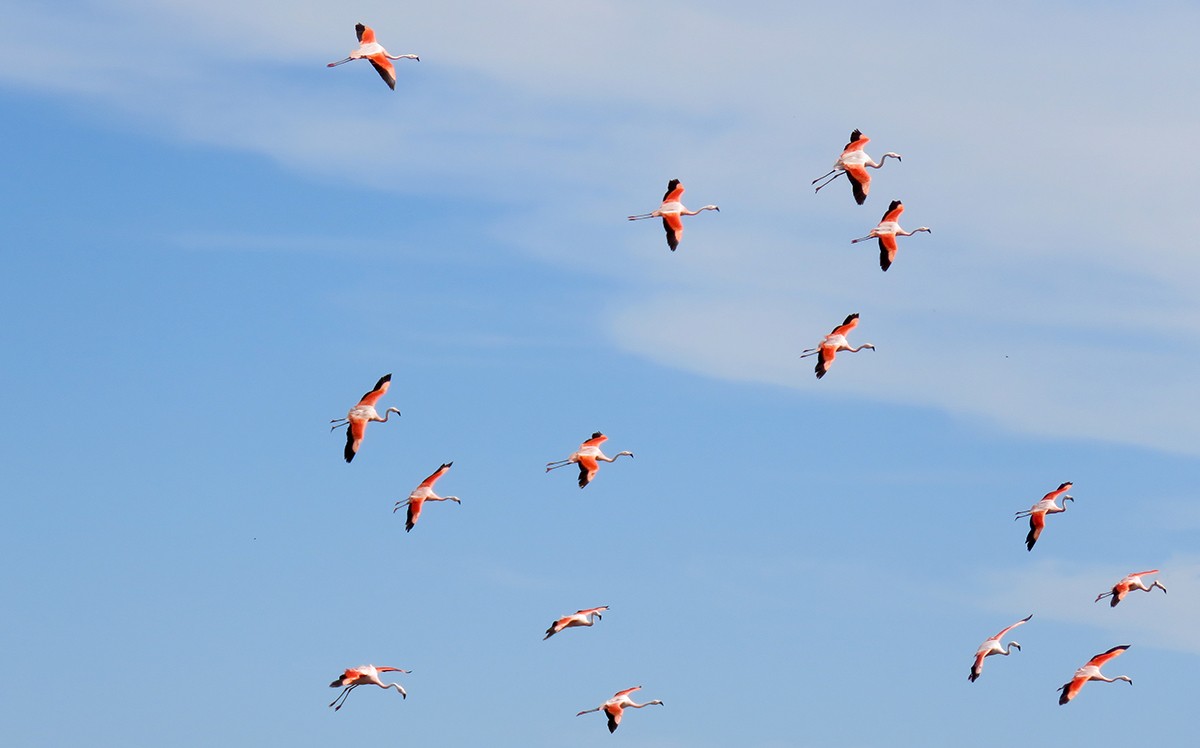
[
  {"xmin": 969, "ymin": 651, "xmax": 987, "ymax": 682},
  {"xmin": 345, "ymin": 420, "xmax": 367, "ymax": 463},
  {"xmin": 580, "ymin": 433, "xmax": 608, "ymax": 448},
  {"xmin": 844, "ymin": 164, "xmax": 869, "ymax": 205},
  {"xmin": 829, "ymin": 314, "xmax": 859, "ymax": 337},
  {"xmin": 578, "ymin": 606, "xmax": 608, "ymax": 616},
  {"xmin": 1025, "ymin": 511, "xmax": 1045, "ymax": 550},
  {"xmin": 356, "ymin": 23, "xmax": 374, "ymax": 43},
  {"xmin": 368, "ymin": 54, "xmax": 397, "ymax": 90},
  {"xmin": 1086, "ymin": 645, "xmax": 1130, "ymax": 668},
  {"xmin": 357, "ymin": 374, "xmax": 392, "ymax": 407},
  {"xmin": 993, "ymin": 614, "xmax": 1032, "ymax": 640},
  {"xmin": 1043, "ymin": 482, "xmax": 1073, "ymax": 501},
  {"xmin": 419, "ymin": 462, "xmax": 452, "ymax": 489},
  {"xmin": 662, "ymin": 179, "xmax": 684, "ymax": 202},
  {"xmin": 881, "ymin": 200, "xmax": 904, "ymax": 223},
  {"xmin": 613, "ymin": 686, "xmax": 642, "ymax": 698},
  {"xmin": 604, "ymin": 704, "xmax": 623, "ymax": 733},
  {"xmin": 406, "ymin": 497, "xmax": 423, "ymax": 532},
  {"xmin": 1059, "ymin": 674, "xmax": 1088, "ymax": 704},
  {"xmin": 843, "ymin": 129, "xmax": 868, "ymax": 151},
  {"xmin": 815, "ymin": 344, "xmax": 836, "ymax": 379},
  {"xmin": 662, "ymin": 213, "xmax": 683, "ymax": 251},
  {"xmin": 577, "ymin": 454, "xmax": 599, "ymax": 488},
  {"xmin": 878, "ymin": 233, "xmax": 898, "ymax": 272}
]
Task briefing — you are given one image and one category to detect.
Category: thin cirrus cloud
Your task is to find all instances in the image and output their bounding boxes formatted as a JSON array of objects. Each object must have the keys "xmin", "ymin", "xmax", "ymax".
[
  {"xmin": 6, "ymin": 1, "xmax": 1199, "ymax": 455},
  {"xmin": 979, "ymin": 558, "xmax": 1200, "ymax": 656}
]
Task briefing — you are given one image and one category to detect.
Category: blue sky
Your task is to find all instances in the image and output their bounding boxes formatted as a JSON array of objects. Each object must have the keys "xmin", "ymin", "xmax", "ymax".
[{"xmin": 3, "ymin": 1, "xmax": 1199, "ymax": 745}]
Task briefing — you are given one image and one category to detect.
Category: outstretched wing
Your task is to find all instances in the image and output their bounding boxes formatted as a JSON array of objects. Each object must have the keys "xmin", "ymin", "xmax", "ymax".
[
  {"xmin": 345, "ymin": 420, "xmax": 367, "ymax": 463},
  {"xmin": 1025, "ymin": 512, "xmax": 1045, "ymax": 550},
  {"xmin": 357, "ymin": 374, "xmax": 392, "ymax": 407},
  {"xmin": 368, "ymin": 54, "xmax": 397, "ymax": 90},
  {"xmin": 878, "ymin": 233, "xmax": 898, "ymax": 272},
  {"xmin": 406, "ymin": 498, "xmax": 423, "ymax": 532},
  {"xmin": 662, "ymin": 214, "xmax": 682, "ymax": 251},
  {"xmin": 1085, "ymin": 645, "xmax": 1130, "ymax": 669},
  {"xmin": 815, "ymin": 344, "xmax": 836, "ymax": 379},
  {"xmin": 845, "ymin": 164, "xmax": 869, "ymax": 205},
  {"xmin": 577, "ymin": 455, "xmax": 599, "ymax": 488},
  {"xmin": 662, "ymin": 179, "xmax": 684, "ymax": 202},
  {"xmin": 419, "ymin": 462, "xmax": 453, "ymax": 489},
  {"xmin": 992, "ymin": 614, "xmax": 1033, "ymax": 640}
]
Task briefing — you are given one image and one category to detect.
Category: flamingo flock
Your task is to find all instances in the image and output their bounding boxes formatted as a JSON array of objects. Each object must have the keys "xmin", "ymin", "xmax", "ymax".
[{"xmin": 305, "ymin": 19, "xmax": 1178, "ymax": 733}]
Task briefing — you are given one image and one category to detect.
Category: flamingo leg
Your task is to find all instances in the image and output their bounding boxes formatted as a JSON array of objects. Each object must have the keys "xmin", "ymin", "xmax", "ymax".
[
  {"xmin": 330, "ymin": 685, "xmax": 357, "ymax": 710},
  {"xmin": 811, "ymin": 169, "xmax": 838, "ymax": 184},
  {"xmin": 813, "ymin": 172, "xmax": 844, "ymax": 193},
  {"xmin": 327, "ymin": 57, "xmax": 354, "ymax": 67}
]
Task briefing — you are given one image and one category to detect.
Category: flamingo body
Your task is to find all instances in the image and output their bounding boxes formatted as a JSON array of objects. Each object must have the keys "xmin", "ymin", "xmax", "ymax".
[
  {"xmin": 576, "ymin": 686, "xmax": 664, "ymax": 733},
  {"xmin": 327, "ymin": 23, "xmax": 420, "ymax": 90},
  {"xmin": 332, "ymin": 374, "xmax": 401, "ymax": 463},
  {"xmin": 799, "ymin": 313, "xmax": 875, "ymax": 379},
  {"xmin": 1014, "ymin": 481, "xmax": 1073, "ymax": 551},
  {"xmin": 849, "ymin": 200, "xmax": 931, "ymax": 271},
  {"xmin": 812, "ymin": 129, "xmax": 901, "ymax": 205},
  {"xmin": 627, "ymin": 179, "xmax": 719, "ymax": 251},
  {"xmin": 968, "ymin": 614, "xmax": 1031, "ymax": 682},
  {"xmin": 328, "ymin": 664, "xmax": 410, "ymax": 711},
  {"xmin": 393, "ymin": 462, "xmax": 460, "ymax": 531},
  {"xmin": 544, "ymin": 606, "xmax": 609, "ymax": 640},
  {"xmin": 1058, "ymin": 645, "xmax": 1132, "ymax": 705},
  {"xmin": 1096, "ymin": 570, "xmax": 1166, "ymax": 607},
  {"xmin": 546, "ymin": 432, "xmax": 634, "ymax": 488}
]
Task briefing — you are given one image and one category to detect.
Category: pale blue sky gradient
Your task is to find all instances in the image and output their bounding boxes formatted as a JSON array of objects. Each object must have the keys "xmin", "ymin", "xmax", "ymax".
[{"xmin": 3, "ymin": 2, "xmax": 1199, "ymax": 746}]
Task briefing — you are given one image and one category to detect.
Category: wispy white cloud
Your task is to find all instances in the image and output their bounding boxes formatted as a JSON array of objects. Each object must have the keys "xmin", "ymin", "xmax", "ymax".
[
  {"xmin": 6, "ymin": 1, "xmax": 1200, "ymax": 454},
  {"xmin": 978, "ymin": 557, "xmax": 1200, "ymax": 655}
]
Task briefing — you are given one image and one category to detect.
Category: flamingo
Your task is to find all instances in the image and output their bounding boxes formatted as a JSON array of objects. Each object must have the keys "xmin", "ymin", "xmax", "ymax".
[
  {"xmin": 850, "ymin": 199, "xmax": 931, "ymax": 272},
  {"xmin": 576, "ymin": 686, "xmax": 663, "ymax": 733},
  {"xmin": 627, "ymin": 179, "xmax": 719, "ymax": 251},
  {"xmin": 968, "ymin": 614, "xmax": 1031, "ymax": 682},
  {"xmin": 1095, "ymin": 570, "xmax": 1167, "ymax": 607},
  {"xmin": 327, "ymin": 23, "xmax": 419, "ymax": 90},
  {"xmin": 799, "ymin": 313, "xmax": 875, "ymax": 379},
  {"xmin": 330, "ymin": 373, "xmax": 400, "ymax": 463},
  {"xmin": 1058, "ymin": 645, "xmax": 1132, "ymax": 705},
  {"xmin": 544, "ymin": 606, "xmax": 609, "ymax": 640},
  {"xmin": 546, "ymin": 432, "xmax": 634, "ymax": 488},
  {"xmin": 812, "ymin": 129, "xmax": 901, "ymax": 205},
  {"xmin": 328, "ymin": 664, "xmax": 410, "ymax": 711},
  {"xmin": 393, "ymin": 462, "xmax": 460, "ymax": 532},
  {"xmin": 1014, "ymin": 482, "xmax": 1073, "ymax": 551}
]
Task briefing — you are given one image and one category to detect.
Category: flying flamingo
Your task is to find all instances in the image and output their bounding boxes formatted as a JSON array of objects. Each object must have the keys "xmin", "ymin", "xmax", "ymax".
[
  {"xmin": 328, "ymin": 664, "xmax": 410, "ymax": 711},
  {"xmin": 1014, "ymin": 481, "xmax": 1073, "ymax": 551},
  {"xmin": 393, "ymin": 462, "xmax": 460, "ymax": 532},
  {"xmin": 799, "ymin": 313, "xmax": 875, "ymax": 379},
  {"xmin": 576, "ymin": 686, "xmax": 664, "ymax": 733},
  {"xmin": 968, "ymin": 614, "xmax": 1032, "ymax": 682},
  {"xmin": 627, "ymin": 179, "xmax": 719, "ymax": 251},
  {"xmin": 1095, "ymin": 570, "xmax": 1167, "ymax": 607},
  {"xmin": 544, "ymin": 606, "xmax": 609, "ymax": 640},
  {"xmin": 850, "ymin": 200, "xmax": 931, "ymax": 272},
  {"xmin": 546, "ymin": 432, "xmax": 634, "ymax": 488},
  {"xmin": 1058, "ymin": 645, "xmax": 1132, "ymax": 705},
  {"xmin": 330, "ymin": 373, "xmax": 400, "ymax": 463},
  {"xmin": 812, "ymin": 129, "xmax": 901, "ymax": 205},
  {"xmin": 327, "ymin": 23, "xmax": 420, "ymax": 90}
]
